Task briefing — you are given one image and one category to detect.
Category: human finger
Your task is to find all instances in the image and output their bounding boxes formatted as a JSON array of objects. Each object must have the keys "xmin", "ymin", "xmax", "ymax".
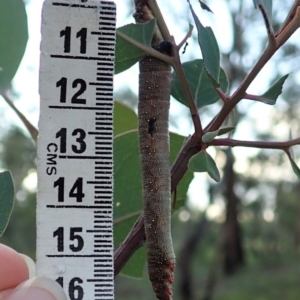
[
  {"xmin": 0, "ymin": 277, "xmax": 67, "ymax": 300},
  {"xmin": 0, "ymin": 244, "xmax": 29, "ymax": 291}
]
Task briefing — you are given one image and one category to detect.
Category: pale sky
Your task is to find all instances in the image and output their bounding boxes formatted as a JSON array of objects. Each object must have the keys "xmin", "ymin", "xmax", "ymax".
[{"xmin": 2, "ymin": 0, "xmax": 300, "ymax": 216}]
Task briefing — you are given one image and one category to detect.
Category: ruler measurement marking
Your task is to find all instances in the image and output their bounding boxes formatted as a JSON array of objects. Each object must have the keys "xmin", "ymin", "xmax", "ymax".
[
  {"xmin": 96, "ymin": 87, "xmax": 114, "ymax": 90},
  {"xmin": 46, "ymin": 254, "xmax": 112, "ymax": 258},
  {"xmin": 48, "ymin": 105, "xmax": 109, "ymax": 110},
  {"xmin": 89, "ymin": 132, "xmax": 111, "ymax": 135},
  {"xmin": 87, "ymin": 231, "xmax": 112, "ymax": 234},
  {"xmin": 87, "ymin": 181, "xmax": 112, "ymax": 184},
  {"xmin": 90, "ymin": 82, "xmax": 113, "ymax": 86},
  {"xmin": 46, "ymin": 205, "xmax": 111, "ymax": 209},
  {"xmin": 94, "ymin": 126, "xmax": 113, "ymax": 129},
  {"xmin": 94, "ymin": 245, "xmax": 113, "ymax": 248},
  {"xmin": 93, "ymin": 125, "xmax": 114, "ymax": 128},
  {"xmin": 58, "ymin": 155, "xmax": 111, "ymax": 159},
  {"xmin": 98, "ymin": 17, "xmax": 115, "ymax": 21},
  {"xmin": 38, "ymin": 1, "xmax": 115, "ymax": 299},
  {"xmin": 52, "ymin": 2, "xmax": 116, "ymax": 9},
  {"xmin": 88, "ymin": 280, "xmax": 113, "ymax": 283},
  {"xmin": 92, "ymin": 31, "xmax": 116, "ymax": 35},
  {"xmin": 94, "ymin": 80, "xmax": 114, "ymax": 83},
  {"xmin": 95, "ymin": 191, "xmax": 112, "ymax": 199},
  {"xmin": 50, "ymin": 54, "xmax": 113, "ymax": 61},
  {"xmin": 52, "ymin": 3, "xmax": 98, "ymax": 9},
  {"xmin": 94, "ymin": 201, "xmax": 113, "ymax": 205}
]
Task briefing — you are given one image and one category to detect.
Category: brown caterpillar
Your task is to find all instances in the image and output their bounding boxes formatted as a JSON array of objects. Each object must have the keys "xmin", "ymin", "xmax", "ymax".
[{"xmin": 134, "ymin": 1, "xmax": 175, "ymax": 299}]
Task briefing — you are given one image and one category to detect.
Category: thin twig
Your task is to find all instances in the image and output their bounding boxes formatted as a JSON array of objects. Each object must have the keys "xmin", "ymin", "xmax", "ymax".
[
  {"xmin": 114, "ymin": 210, "xmax": 142, "ymax": 224},
  {"xmin": 210, "ymin": 137, "xmax": 300, "ymax": 150},
  {"xmin": 206, "ymin": 3, "xmax": 300, "ymax": 133},
  {"xmin": 114, "ymin": 0, "xmax": 300, "ymax": 279},
  {"xmin": 116, "ymin": 30, "xmax": 173, "ymax": 64},
  {"xmin": 0, "ymin": 91, "xmax": 38, "ymax": 142},
  {"xmin": 243, "ymin": 93, "xmax": 273, "ymax": 104},
  {"xmin": 215, "ymin": 87, "xmax": 229, "ymax": 103},
  {"xmin": 257, "ymin": 3, "xmax": 277, "ymax": 47},
  {"xmin": 171, "ymin": 56, "xmax": 203, "ymax": 136},
  {"xmin": 114, "ymin": 134, "xmax": 200, "ymax": 276},
  {"xmin": 118, "ymin": 5, "xmax": 202, "ymax": 136},
  {"xmin": 176, "ymin": 25, "xmax": 193, "ymax": 50},
  {"xmin": 148, "ymin": 0, "xmax": 172, "ymax": 41},
  {"xmin": 114, "ymin": 214, "xmax": 145, "ymax": 276},
  {"xmin": 206, "ymin": 42, "xmax": 275, "ymax": 131},
  {"xmin": 276, "ymin": 6, "xmax": 300, "ymax": 48},
  {"xmin": 277, "ymin": 0, "xmax": 300, "ymax": 36}
]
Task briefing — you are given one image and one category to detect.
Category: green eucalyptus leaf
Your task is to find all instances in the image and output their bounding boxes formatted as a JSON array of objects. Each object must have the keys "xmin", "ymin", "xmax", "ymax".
[
  {"xmin": 113, "ymin": 101, "xmax": 137, "ymax": 136},
  {"xmin": 259, "ymin": 74, "xmax": 289, "ymax": 104},
  {"xmin": 188, "ymin": 150, "xmax": 220, "ymax": 182},
  {"xmin": 114, "ymin": 131, "xmax": 193, "ymax": 277},
  {"xmin": 202, "ymin": 126, "xmax": 235, "ymax": 143},
  {"xmin": 288, "ymin": 155, "xmax": 300, "ymax": 180},
  {"xmin": 114, "ymin": 215, "xmax": 146, "ymax": 278},
  {"xmin": 228, "ymin": 109, "xmax": 237, "ymax": 129},
  {"xmin": 0, "ymin": 171, "xmax": 15, "ymax": 236},
  {"xmin": 171, "ymin": 59, "xmax": 228, "ymax": 108},
  {"xmin": 199, "ymin": 0, "xmax": 213, "ymax": 13},
  {"xmin": 202, "ymin": 131, "xmax": 218, "ymax": 143},
  {"xmin": 188, "ymin": 2, "xmax": 220, "ymax": 86},
  {"xmin": 115, "ymin": 20, "xmax": 155, "ymax": 74},
  {"xmin": 0, "ymin": 0, "xmax": 28, "ymax": 89},
  {"xmin": 218, "ymin": 126, "xmax": 236, "ymax": 136}
]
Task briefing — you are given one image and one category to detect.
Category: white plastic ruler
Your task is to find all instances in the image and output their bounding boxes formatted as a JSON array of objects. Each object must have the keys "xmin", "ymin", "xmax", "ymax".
[{"xmin": 37, "ymin": 1, "xmax": 116, "ymax": 299}]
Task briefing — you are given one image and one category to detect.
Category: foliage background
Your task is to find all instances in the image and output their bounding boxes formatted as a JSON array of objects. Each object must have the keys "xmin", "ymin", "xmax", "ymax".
[{"xmin": 0, "ymin": 0, "xmax": 300, "ymax": 299}]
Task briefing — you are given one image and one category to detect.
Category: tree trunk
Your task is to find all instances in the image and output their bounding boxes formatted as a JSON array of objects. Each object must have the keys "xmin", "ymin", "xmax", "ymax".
[{"xmin": 222, "ymin": 148, "xmax": 244, "ymax": 275}]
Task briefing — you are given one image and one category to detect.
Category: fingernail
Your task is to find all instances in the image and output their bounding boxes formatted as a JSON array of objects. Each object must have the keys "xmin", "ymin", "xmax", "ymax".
[
  {"xmin": 10, "ymin": 277, "xmax": 67, "ymax": 300},
  {"xmin": 19, "ymin": 254, "xmax": 35, "ymax": 278}
]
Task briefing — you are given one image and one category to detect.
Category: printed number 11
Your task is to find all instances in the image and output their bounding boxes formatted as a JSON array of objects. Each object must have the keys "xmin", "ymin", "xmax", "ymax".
[{"xmin": 60, "ymin": 26, "xmax": 87, "ymax": 54}]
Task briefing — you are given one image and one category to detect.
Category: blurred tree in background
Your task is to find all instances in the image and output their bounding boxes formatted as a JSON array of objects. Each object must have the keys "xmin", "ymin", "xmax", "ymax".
[{"xmin": 0, "ymin": 128, "xmax": 36, "ymax": 258}]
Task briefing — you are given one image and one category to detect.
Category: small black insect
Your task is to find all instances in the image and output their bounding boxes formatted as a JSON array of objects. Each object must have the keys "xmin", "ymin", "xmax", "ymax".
[
  {"xmin": 148, "ymin": 117, "xmax": 156, "ymax": 137},
  {"xmin": 182, "ymin": 42, "xmax": 188, "ymax": 54}
]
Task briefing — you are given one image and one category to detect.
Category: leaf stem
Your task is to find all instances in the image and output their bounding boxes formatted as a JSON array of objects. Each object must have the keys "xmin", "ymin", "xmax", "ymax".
[
  {"xmin": 206, "ymin": 42, "xmax": 274, "ymax": 131},
  {"xmin": 113, "ymin": 0, "xmax": 300, "ymax": 278},
  {"xmin": 171, "ymin": 56, "xmax": 203, "ymax": 135},
  {"xmin": 147, "ymin": 0, "xmax": 203, "ymax": 135},
  {"xmin": 116, "ymin": 30, "xmax": 173, "ymax": 65},
  {"xmin": 276, "ymin": 6, "xmax": 300, "ymax": 48},
  {"xmin": 244, "ymin": 93, "xmax": 273, "ymax": 104},
  {"xmin": 176, "ymin": 24, "xmax": 193, "ymax": 50},
  {"xmin": 118, "ymin": 5, "xmax": 202, "ymax": 136},
  {"xmin": 277, "ymin": 0, "xmax": 300, "ymax": 36},
  {"xmin": 114, "ymin": 210, "xmax": 142, "ymax": 224},
  {"xmin": 206, "ymin": 3, "xmax": 300, "ymax": 133},
  {"xmin": 215, "ymin": 87, "xmax": 229, "ymax": 103},
  {"xmin": 114, "ymin": 134, "xmax": 200, "ymax": 277},
  {"xmin": 256, "ymin": 3, "xmax": 276, "ymax": 47},
  {"xmin": 148, "ymin": 0, "xmax": 172, "ymax": 41},
  {"xmin": 210, "ymin": 137, "xmax": 300, "ymax": 150}
]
